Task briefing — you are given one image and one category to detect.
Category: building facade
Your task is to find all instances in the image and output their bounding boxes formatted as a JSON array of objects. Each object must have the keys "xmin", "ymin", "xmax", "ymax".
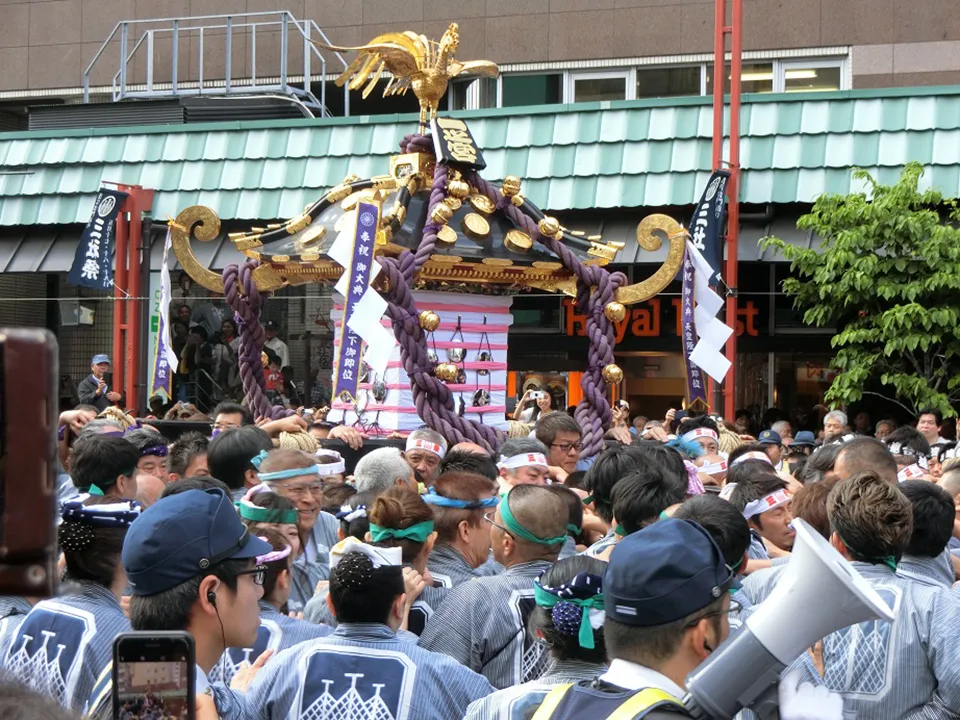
[{"xmin": 0, "ymin": 1, "xmax": 958, "ymax": 419}]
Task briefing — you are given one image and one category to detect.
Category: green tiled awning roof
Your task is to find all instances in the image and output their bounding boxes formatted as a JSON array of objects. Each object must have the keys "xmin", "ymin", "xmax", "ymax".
[{"xmin": 2, "ymin": 86, "xmax": 960, "ymax": 225}]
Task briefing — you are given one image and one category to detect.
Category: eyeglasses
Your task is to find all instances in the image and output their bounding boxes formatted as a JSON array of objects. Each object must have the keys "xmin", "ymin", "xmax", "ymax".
[
  {"xmin": 275, "ymin": 481, "xmax": 325, "ymax": 498},
  {"xmin": 683, "ymin": 596, "xmax": 741, "ymax": 629},
  {"xmin": 230, "ymin": 564, "xmax": 268, "ymax": 586},
  {"xmin": 550, "ymin": 441, "xmax": 583, "ymax": 454},
  {"xmin": 482, "ymin": 513, "xmax": 512, "ymax": 538}
]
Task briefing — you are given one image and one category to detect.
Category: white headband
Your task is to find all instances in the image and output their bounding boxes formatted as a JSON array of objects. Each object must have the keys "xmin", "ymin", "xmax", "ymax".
[
  {"xmin": 743, "ymin": 489, "xmax": 791, "ymax": 519},
  {"xmin": 497, "ymin": 452, "xmax": 549, "ymax": 470},
  {"xmin": 406, "ymin": 437, "xmax": 446, "ymax": 459},
  {"xmin": 699, "ymin": 460, "xmax": 728, "ymax": 476},
  {"xmin": 731, "ymin": 451, "xmax": 773, "ymax": 467},
  {"xmin": 316, "ymin": 450, "xmax": 346, "ymax": 476},
  {"xmin": 719, "ymin": 483, "xmax": 738, "ymax": 500},
  {"xmin": 329, "ymin": 536, "xmax": 402, "ymax": 569},
  {"xmin": 682, "ymin": 428, "xmax": 719, "ymax": 443},
  {"xmin": 898, "ymin": 464, "xmax": 927, "ymax": 482}
]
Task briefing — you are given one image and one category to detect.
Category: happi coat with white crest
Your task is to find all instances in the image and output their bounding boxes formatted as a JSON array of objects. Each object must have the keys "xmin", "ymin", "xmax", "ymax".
[
  {"xmin": 210, "ymin": 600, "xmax": 334, "ymax": 685},
  {"xmin": 418, "ymin": 560, "xmax": 554, "ymax": 689},
  {"xmin": 797, "ymin": 562, "xmax": 960, "ymax": 719},
  {"xmin": 288, "ymin": 511, "xmax": 340, "ymax": 613},
  {"xmin": 235, "ymin": 622, "xmax": 494, "ymax": 720},
  {"xmin": 4, "ymin": 581, "xmax": 130, "ymax": 712}
]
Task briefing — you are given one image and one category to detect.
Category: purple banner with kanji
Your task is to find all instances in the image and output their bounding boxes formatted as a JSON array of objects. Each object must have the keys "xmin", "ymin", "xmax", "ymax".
[
  {"xmin": 150, "ymin": 228, "xmax": 179, "ymax": 397},
  {"xmin": 333, "ymin": 201, "xmax": 379, "ymax": 402},
  {"xmin": 681, "ymin": 248, "xmax": 707, "ymax": 406}
]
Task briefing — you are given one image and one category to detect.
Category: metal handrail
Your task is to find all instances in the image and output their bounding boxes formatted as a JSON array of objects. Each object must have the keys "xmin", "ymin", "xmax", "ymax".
[{"xmin": 83, "ymin": 11, "xmax": 351, "ymax": 116}]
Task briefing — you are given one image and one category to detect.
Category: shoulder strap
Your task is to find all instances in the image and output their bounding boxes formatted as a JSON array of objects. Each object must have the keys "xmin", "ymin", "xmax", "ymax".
[
  {"xmin": 531, "ymin": 684, "xmax": 574, "ymax": 720},
  {"xmin": 606, "ymin": 688, "xmax": 684, "ymax": 720}
]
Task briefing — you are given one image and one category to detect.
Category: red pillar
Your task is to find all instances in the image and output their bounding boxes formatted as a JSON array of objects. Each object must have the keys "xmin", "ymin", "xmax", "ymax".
[
  {"xmin": 110, "ymin": 184, "xmax": 154, "ymax": 414},
  {"xmin": 112, "ymin": 207, "xmax": 128, "ymax": 405},
  {"xmin": 724, "ymin": 0, "xmax": 743, "ymax": 422},
  {"xmin": 711, "ymin": 0, "xmax": 743, "ymax": 420}
]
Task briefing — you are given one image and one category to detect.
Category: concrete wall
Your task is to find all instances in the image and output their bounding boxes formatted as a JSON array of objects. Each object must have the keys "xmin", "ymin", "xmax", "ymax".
[{"xmin": 2, "ymin": 0, "xmax": 960, "ymax": 92}]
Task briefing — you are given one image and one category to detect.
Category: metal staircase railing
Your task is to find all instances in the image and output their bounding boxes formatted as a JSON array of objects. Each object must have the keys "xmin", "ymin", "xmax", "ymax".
[{"xmin": 83, "ymin": 12, "xmax": 351, "ymax": 117}]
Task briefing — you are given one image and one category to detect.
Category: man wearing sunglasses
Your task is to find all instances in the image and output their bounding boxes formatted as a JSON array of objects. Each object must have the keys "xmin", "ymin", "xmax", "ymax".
[{"xmin": 88, "ymin": 488, "xmax": 272, "ymax": 718}]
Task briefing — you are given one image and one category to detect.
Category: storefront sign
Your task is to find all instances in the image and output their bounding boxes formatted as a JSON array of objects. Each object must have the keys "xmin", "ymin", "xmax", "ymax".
[
  {"xmin": 564, "ymin": 297, "xmax": 759, "ymax": 341},
  {"xmin": 67, "ymin": 188, "xmax": 128, "ymax": 291}
]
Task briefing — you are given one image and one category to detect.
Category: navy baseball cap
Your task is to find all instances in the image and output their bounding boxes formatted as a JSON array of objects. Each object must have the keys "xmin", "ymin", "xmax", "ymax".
[
  {"xmin": 91, "ymin": 354, "xmax": 110, "ymax": 365},
  {"xmin": 122, "ymin": 489, "xmax": 271, "ymax": 596},
  {"xmin": 604, "ymin": 518, "xmax": 732, "ymax": 627},
  {"xmin": 791, "ymin": 431, "xmax": 816, "ymax": 447},
  {"xmin": 758, "ymin": 430, "xmax": 782, "ymax": 446}
]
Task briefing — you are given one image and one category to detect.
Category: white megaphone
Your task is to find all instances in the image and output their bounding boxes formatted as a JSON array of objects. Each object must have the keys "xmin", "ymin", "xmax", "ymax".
[{"xmin": 682, "ymin": 517, "xmax": 894, "ymax": 719}]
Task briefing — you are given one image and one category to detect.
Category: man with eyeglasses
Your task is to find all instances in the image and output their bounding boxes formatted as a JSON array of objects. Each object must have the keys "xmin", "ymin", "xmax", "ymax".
[
  {"xmin": 534, "ymin": 412, "xmax": 584, "ymax": 483},
  {"xmin": 255, "ymin": 449, "xmax": 343, "ymax": 612},
  {"xmin": 88, "ymin": 488, "xmax": 272, "ymax": 718},
  {"xmin": 419, "ymin": 484, "xmax": 568, "ymax": 689}
]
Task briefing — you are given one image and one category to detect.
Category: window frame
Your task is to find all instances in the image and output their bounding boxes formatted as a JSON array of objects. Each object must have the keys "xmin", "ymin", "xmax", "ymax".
[
  {"xmin": 446, "ymin": 53, "xmax": 848, "ymax": 110},
  {"xmin": 777, "ymin": 58, "xmax": 846, "ymax": 94},
  {"xmin": 566, "ymin": 69, "xmax": 635, "ymax": 103}
]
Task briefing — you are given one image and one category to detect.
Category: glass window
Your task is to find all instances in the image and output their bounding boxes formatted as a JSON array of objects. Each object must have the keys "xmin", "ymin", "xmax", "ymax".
[
  {"xmin": 476, "ymin": 78, "xmax": 498, "ymax": 109},
  {"xmin": 636, "ymin": 66, "xmax": 702, "ymax": 99},
  {"xmin": 502, "ymin": 74, "xmax": 562, "ymax": 107},
  {"xmin": 448, "ymin": 78, "xmax": 498, "ymax": 110},
  {"xmin": 449, "ymin": 80, "xmax": 470, "ymax": 111},
  {"xmin": 784, "ymin": 65, "xmax": 841, "ymax": 93},
  {"xmin": 572, "ymin": 75, "xmax": 627, "ymax": 103},
  {"xmin": 705, "ymin": 62, "xmax": 773, "ymax": 94}
]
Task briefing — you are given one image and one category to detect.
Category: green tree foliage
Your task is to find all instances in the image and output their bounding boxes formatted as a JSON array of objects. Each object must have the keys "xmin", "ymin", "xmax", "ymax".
[{"xmin": 762, "ymin": 163, "xmax": 960, "ymax": 417}]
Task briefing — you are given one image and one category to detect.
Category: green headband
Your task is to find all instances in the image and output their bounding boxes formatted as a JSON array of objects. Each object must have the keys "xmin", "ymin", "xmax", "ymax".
[
  {"xmin": 500, "ymin": 493, "xmax": 567, "ymax": 546},
  {"xmin": 369, "ymin": 520, "xmax": 435, "ymax": 544},
  {"xmin": 567, "ymin": 524, "xmax": 581, "ymax": 536},
  {"xmin": 236, "ymin": 500, "xmax": 299, "ymax": 525},
  {"xmin": 836, "ymin": 529, "xmax": 897, "ymax": 572},
  {"xmin": 533, "ymin": 582, "xmax": 605, "ymax": 649}
]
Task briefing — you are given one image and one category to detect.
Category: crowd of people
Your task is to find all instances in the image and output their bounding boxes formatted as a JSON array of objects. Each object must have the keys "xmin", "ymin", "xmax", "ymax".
[{"xmin": 6, "ymin": 376, "xmax": 960, "ymax": 719}]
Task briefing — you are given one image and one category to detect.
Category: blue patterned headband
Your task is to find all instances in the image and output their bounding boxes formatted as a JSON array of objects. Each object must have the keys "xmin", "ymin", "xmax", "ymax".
[
  {"xmin": 421, "ymin": 486, "xmax": 499, "ymax": 509},
  {"xmin": 61, "ymin": 496, "xmax": 142, "ymax": 528}
]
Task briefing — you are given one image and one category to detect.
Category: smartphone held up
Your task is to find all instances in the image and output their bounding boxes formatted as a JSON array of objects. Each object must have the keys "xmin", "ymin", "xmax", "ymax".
[{"xmin": 113, "ymin": 632, "xmax": 197, "ymax": 720}]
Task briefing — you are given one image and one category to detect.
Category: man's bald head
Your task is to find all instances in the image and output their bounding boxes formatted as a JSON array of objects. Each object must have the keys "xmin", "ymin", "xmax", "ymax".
[
  {"xmin": 501, "ymin": 484, "xmax": 567, "ymax": 559},
  {"xmin": 939, "ymin": 468, "xmax": 960, "ymax": 499},
  {"xmin": 451, "ymin": 441, "xmax": 490, "ymax": 456},
  {"xmin": 834, "ymin": 437, "xmax": 898, "ymax": 485}
]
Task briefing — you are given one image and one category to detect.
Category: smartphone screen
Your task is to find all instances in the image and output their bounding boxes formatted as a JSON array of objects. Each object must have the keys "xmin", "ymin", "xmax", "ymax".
[
  {"xmin": 103, "ymin": 371, "xmax": 113, "ymax": 388},
  {"xmin": 114, "ymin": 632, "xmax": 196, "ymax": 720}
]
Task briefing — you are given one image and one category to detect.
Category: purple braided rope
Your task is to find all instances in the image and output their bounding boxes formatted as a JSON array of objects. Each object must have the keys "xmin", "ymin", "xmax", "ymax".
[
  {"xmin": 380, "ymin": 255, "xmax": 501, "ymax": 452},
  {"xmin": 222, "ymin": 262, "xmax": 290, "ymax": 421},
  {"xmin": 465, "ymin": 170, "xmax": 625, "ymax": 457},
  {"xmin": 368, "ymin": 133, "xmax": 503, "ymax": 452}
]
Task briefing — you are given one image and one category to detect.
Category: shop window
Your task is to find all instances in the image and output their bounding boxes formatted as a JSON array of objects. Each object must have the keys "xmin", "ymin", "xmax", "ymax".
[
  {"xmin": 636, "ymin": 66, "xmax": 702, "ymax": 99},
  {"xmin": 571, "ymin": 73, "xmax": 628, "ymax": 103},
  {"xmin": 502, "ymin": 74, "xmax": 562, "ymax": 107}
]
